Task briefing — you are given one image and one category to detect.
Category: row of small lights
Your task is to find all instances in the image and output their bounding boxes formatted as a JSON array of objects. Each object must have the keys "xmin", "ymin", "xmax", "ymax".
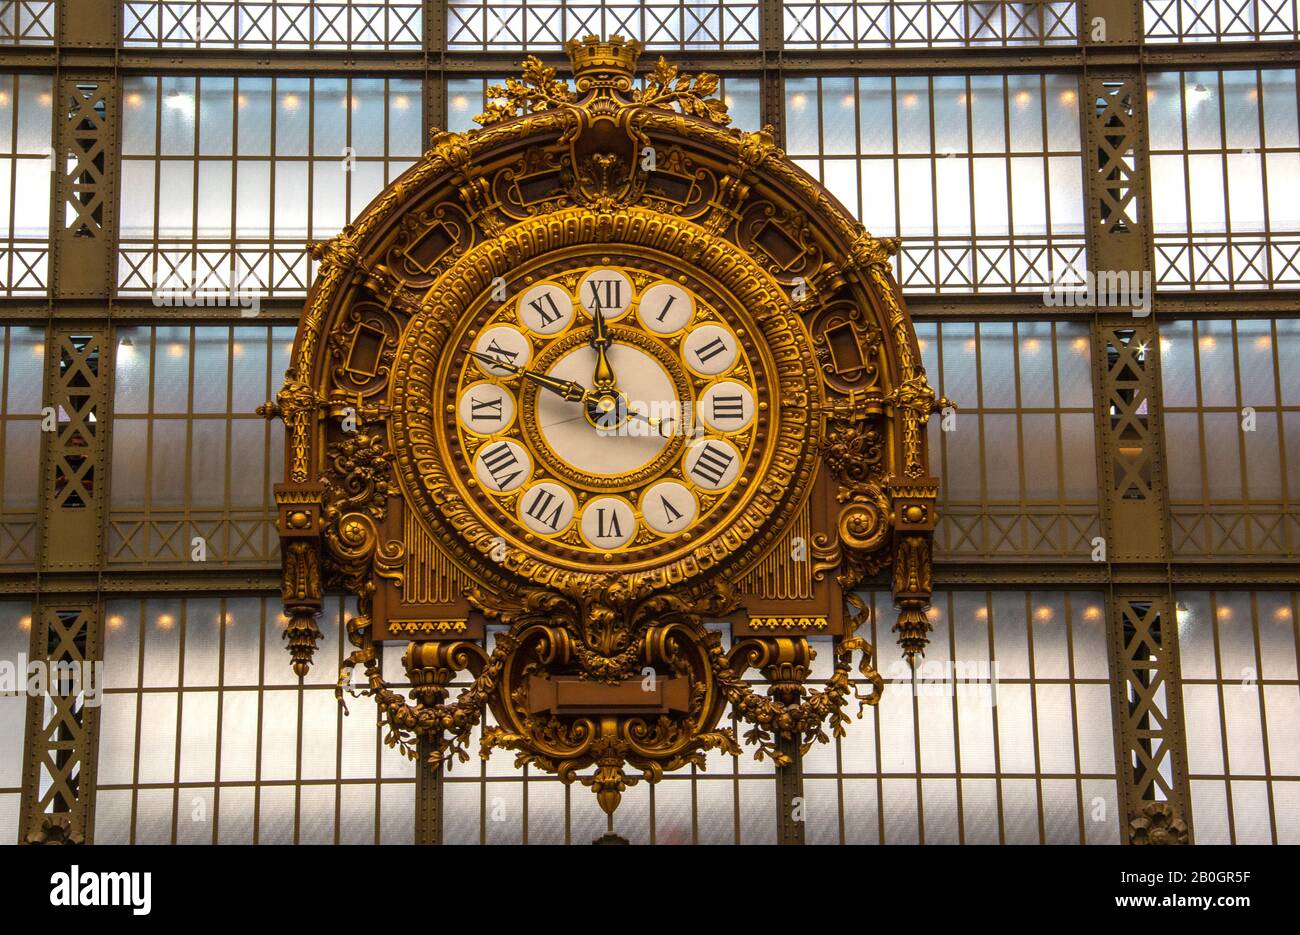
[
  {"xmin": 916, "ymin": 334, "xmax": 1270, "ymax": 353},
  {"xmin": 789, "ymin": 89, "xmax": 1078, "ymax": 111},
  {"xmin": 0, "ymin": 92, "xmax": 51, "ymax": 107},
  {"xmin": 123, "ymin": 90, "xmax": 411, "ymax": 112},
  {"xmin": 19, "ymin": 603, "xmax": 1291, "ymax": 632},
  {"xmin": 94, "ymin": 612, "xmax": 268, "ymax": 630},
  {"xmin": 788, "ymin": 84, "xmax": 1259, "ymax": 113},
  {"xmin": 118, "ymin": 340, "xmax": 294, "ymax": 357},
  {"xmin": 916, "ymin": 336, "xmax": 1089, "ymax": 354},
  {"xmin": 0, "ymin": 85, "xmax": 1263, "ymax": 115}
]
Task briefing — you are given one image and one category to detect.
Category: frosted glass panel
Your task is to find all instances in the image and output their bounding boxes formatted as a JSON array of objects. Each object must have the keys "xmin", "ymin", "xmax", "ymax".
[{"xmin": 786, "ymin": 74, "xmax": 1085, "ymax": 294}]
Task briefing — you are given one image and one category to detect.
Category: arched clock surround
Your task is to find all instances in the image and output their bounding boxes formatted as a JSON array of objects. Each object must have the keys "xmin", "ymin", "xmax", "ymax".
[{"xmin": 266, "ymin": 36, "xmax": 946, "ymax": 819}]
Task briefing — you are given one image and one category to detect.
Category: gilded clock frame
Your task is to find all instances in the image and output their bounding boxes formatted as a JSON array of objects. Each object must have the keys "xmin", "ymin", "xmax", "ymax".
[
  {"xmin": 398, "ymin": 215, "xmax": 809, "ymax": 587},
  {"xmin": 267, "ymin": 36, "xmax": 946, "ymax": 820}
]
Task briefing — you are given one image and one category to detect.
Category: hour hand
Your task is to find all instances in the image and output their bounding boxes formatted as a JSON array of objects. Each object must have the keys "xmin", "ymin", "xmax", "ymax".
[
  {"xmin": 468, "ymin": 351, "xmax": 590, "ymax": 403},
  {"xmin": 589, "ymin": 302, "xmax": 618, "ymax": 392}
]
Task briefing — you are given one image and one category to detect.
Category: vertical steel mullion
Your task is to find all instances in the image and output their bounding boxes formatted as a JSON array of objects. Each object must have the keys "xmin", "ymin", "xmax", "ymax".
[
  {"xmin": 1213, "ymin": 71, "xmax": 1235, "ymax": 283},
  {"xmin": 1191, "ymin": 322, "xmax": 1212, "ymax": 537},
  {"xmin": 908, "ymin": 644, "xmax": 923, "ymax": 844},
  {"xmin": 151, "ymin": 77, "xmax": 164, "ymax": 317},
  {"xmin": 1061, "ymin": 592, "xmax": 1089, "ymax": 842},
  {"xmin": 230, "ymin": 77, "xmax": 241, "ymax": 295},
  {"xmin": 964, "ymin": 71, "xmax": 977, "ymax": 286},
  {"xmin": 332, "ymin": 597, "xmax": 344, "ymax": 844},
  {"xmin": 925, "ymin": 76, "xmax": 940, "ymax": 285},
  {"xmin": 252, "ymin": 558, "xmax": 267, "ymax": 843},
  {"xmin": 985, "ymin": 590, "xmax": 1005, "ymax": 843},
  {"xmin": 308, "ymin": 78, "xmax": 318, "ymax": 285},
  {"xmin": 1208, "ymin": 592, "xmax": 1236, "ymax": 841},
  {"xmin": 170, "ymin": 599, "xmax": 189, "ymax": 844},
  {"xmin": 7, "ymin": 75, "xmax": 19, "ymax": 293},
  {"xmin": 1253, "ymin": 69, "xmax": 1274, "ymax": 288},
  {"xmin": 871, "ymin": 591, "xmax": 884, "ymax": 843},
  {"xmin": 1023, "ymin": 591, "xmax": 1046, "ymax": 842},
  {"xmin": 1001, "ymin": 74, "xmax": 1016, "ymax": 288},
  {"xmin": 1177, "ymin": 71, "xmax": 1196, "ymax": 285},
  {"xmin": 973, "ymin": 321, "xmax": 989, "ymax": 555},
  {"xmin": 190, "ymin": 76, "xmax": 201, "ymax": 300},
  {"xmin": 1052, "ymin": 324, "xmax": 1068, "ymax": 550},
  {"xmin": 946, "ymin": 590, "xmax": 966, "ymax": 844},
  {"xmin": 1228, "ymin": 320, "xmax": 1253, "ymax": 544},
  {"xmin": 128, "ymin": 601, "xmax": 146, "ymax": 843},
  {"xmin": 1269, "ymin": 321, "xmax": 1294, "ymax": 554},
  {"xmin": 268, "ymin": 76, "xmax": 278, "ymax": 302},
  {"xmin": 212, "ymin": 594, "xmax": 228, "ymax": 844},
  {"xmin": 294, "ymin": 630, "xmax": 305, "ymax": 843},
  {"xmin": 891, "ymin": 77, "xmax": 902, "ymax": 275},
  {"xmin": 1039, "ymin": 74, "xmax": 1056, "ymax": 292},
  {"xmin": 1013, "ymin": 323, "xmax": 1029, "ymax": 553},
  {"xmin": 1247, "ymin": 591, "xmax": 1278, "ymax": 842}
]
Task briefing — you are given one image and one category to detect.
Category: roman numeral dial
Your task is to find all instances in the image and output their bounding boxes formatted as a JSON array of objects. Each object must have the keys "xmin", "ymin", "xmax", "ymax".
[
  {"xmin": 698, "ymin": 380, "xmax": 755, "ymax": 433},
  {"xmin": 683, "ymin": 438, "xmax": 742, "ymax": 491},
  {"xmin": 580, "ymin": 496, "xmax": 636, "ymax": 549},
  {"xmin": 473, "ymin": 325, "xmax": 531, "ymax": 376},
  {"xmin": 682, "ymin": 323, "xmax": 739, "ymax": 376},
  {"xmin": 578, "ymin": 269, "xmax": 633, "ymax": 320},
  {"xmin": 457, "ymin": 382, "xmax": 516, "ymax": 434},
  {"xmin": 518, "ymin": 482, "xmax": 577, "ymax": 535},
  {"xmin": 449, "ymin": 260, "xmax": 766, "ymax": 568},
  {"xmin": 640, "ymin": 480, "xmax": 698, "ymax": 535},
  {"xmin": 637, "ymin": 282, "xmax": 693, "ymax": 335},
  {"xmin": 519, "ymin": 283, "xmax": 574, "ymax": 335},
  {"xmin": 473, "ymin": 439, "xmax": 532, "ymax": 493}
]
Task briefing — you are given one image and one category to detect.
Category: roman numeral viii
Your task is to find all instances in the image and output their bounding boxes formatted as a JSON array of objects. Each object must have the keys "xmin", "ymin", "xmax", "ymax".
[{"xmin": 479, "ymin": 442, "xmax": 522, "ymax": 490}]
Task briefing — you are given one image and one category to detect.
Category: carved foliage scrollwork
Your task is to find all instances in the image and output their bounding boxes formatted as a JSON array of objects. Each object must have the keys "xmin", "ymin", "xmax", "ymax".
[
  {"xmin": 475, "ymin": 57, "xmax": 577, "ymax": 126},
  {"xmin": 631, "ymin": 57, "xmax": 732, "ymax": 127}
]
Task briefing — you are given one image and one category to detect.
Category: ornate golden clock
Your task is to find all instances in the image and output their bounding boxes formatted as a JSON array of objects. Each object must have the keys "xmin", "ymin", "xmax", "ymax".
[{"xmin": 268, "ymin": 36, "xmax": 945, "ymax": 820}]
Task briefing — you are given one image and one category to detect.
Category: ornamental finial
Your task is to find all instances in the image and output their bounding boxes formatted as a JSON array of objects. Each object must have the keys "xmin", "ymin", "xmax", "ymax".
[{"xmin": 564, "ymin": 34, "xmax": 643, "ymax": 83}]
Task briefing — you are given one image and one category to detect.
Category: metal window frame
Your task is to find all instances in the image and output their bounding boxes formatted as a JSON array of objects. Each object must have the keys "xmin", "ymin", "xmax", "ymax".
[{"xmin": 1, "ymin": 0, "xmax": 1296, "ymax": 845}]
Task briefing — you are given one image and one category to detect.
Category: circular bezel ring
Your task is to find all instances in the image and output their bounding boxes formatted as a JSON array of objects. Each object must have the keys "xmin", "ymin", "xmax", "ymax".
[{"xmin": 389, "ymin": 206, "xmax": 823, "ymax": 593}]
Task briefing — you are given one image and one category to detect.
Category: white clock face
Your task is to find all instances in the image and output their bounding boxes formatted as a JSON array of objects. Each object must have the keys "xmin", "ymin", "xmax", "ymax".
[
  {"xmin": 450, "ymin": 261, "xmax": 764, "ymax": 561},
  {"xmin": 473, "ymin": 325, "xmax": 531, "ymax": 375},
  {"xmin": 698, "ymin": 380, "xmax": 755, "ymax": 434},
  {"xmin": 580, "ymin": 496, "xmax": 636, "ymax": 548},
  {"xmin": 473, "ymin": 439, "xmax": 531, "ymax": 493},
  {"xmin": 578, "ymin": 269, "xmax": 633, "ymax": 320},
  {"xmin": 535, "ymin": 341, "xmax": 676, "ymax": 477}
]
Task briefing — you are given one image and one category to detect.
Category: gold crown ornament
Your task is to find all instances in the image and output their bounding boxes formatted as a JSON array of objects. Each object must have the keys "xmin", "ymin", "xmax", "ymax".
[{"xmin": 564, "ymin": 34, "xmax": 643, "ymax": 89}]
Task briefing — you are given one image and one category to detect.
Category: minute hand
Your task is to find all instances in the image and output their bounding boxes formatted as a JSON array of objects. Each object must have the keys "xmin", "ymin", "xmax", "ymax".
[{"xmin": 468, "ymin": 351, "xmax": 590, "ymax": 403}]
